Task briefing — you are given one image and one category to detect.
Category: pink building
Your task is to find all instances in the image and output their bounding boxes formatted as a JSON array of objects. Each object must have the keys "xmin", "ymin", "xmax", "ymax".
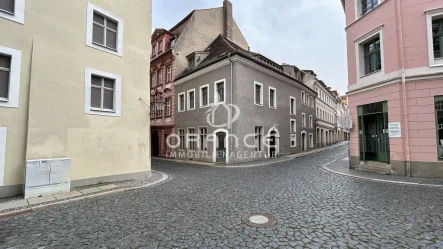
[{"xmin": 342, "ymin": 0, "xmax": 443, "ymax": 177}]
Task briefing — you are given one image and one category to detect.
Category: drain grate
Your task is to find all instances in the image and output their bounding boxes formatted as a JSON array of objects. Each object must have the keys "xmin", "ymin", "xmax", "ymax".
[{"xmin": 242, "ymin": 212, "xmax": 276, "ymax": 228}]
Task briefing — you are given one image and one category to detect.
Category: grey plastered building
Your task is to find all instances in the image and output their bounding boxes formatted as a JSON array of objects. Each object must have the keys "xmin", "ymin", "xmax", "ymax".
[{"xmin": 172, "ymin": 35, "xmax": 316, "ymax": 164}]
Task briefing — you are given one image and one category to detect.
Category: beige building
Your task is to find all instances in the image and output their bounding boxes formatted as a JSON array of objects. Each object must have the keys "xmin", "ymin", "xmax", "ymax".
[{"xmin": 0, "ymin": 0, "xmax": 152, "ymax": 198}]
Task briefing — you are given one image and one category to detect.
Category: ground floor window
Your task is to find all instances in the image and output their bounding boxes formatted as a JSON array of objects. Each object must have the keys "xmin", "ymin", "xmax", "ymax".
[
  {"xmin": 291, "ymin": 134, "xmax": 297, "ymax": 147},
  {"xmin": 188, "ymin": 128, "xmax": 197, "ymax": 151},
  {"xmin": 199, "ymin": 127, "xmax": 208, "ymax": 151},
  {"xmin": 436, "ymin": 96, "xmax": 443, "ymax": 160},
  {"xmin": 309, "ymin": 133, "xmax": 314, "ymax": 148},
  {"xmin": 255, "ymin": 126, "xmax": 263, "ymax": 151},
  {"xmin": 178, "ymin": 129, "xmax": 185, "ymax": 150}
]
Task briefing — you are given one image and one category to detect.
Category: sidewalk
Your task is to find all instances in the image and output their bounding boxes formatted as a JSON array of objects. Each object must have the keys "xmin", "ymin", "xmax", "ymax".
[
  {"xmin": 324, "ymin": 157, "xmax": 443, "ymax": 187},
  {"xmin": 154, "ymin": 142, "xmax": 348, "ymax": 168},
  {"xmin": 0, "ymin": 170, "xmax": 169, "ymax": 218}
]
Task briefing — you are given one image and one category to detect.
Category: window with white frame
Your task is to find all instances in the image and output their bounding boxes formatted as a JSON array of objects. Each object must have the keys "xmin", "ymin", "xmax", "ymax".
[
  {"xmin": 166, "ymin": 64, "xmax": 172, "ymax": 82},
  {"xmin": 254, "ymin": 82, "xmax": 263, "ymax": 106},
  {"xmin": 307, "ymin": 94, "xmax": 310, "ymax": 107},
  {"xmin": 302, "ymin": 113, "xmax": 306, "ymax": 128},
  {"xmin": 84, "ymin": 67, "xmax": 121, "ymax": 116},
  {"xmin": 290, "ymin": 97, "xmax": 296, "ymax": 115},
  {"xmin": 86, "ymin": 3, "xmax": 123, "ymax": 56},
  {"xmin": 356, "ymin": 26, "xmax": 384, "ymax": 78},
  {"xmin": 0, "ymin": 0, "xmax": 25, "ymax": 24},
  {"xmin": 309, "ymin": 115, "xmax": 313, "ymax": 128},
  {"xmin": 178, "ymin": 129, "xmax": 185, "ymax": 150},
  {"xmin": 158, "ymin": 40, "xmax": 163, "ymax": 53},
  {"xmin": 255, "ymin": 126, "xmax": 263, "ymax": 152},
  {"xmin": 290, "ymin": 119, "xmax": 296, "ymax": 133},
  {"xmin": 199, "ymin": 127, "xmax": 208, "ymax": 151},
  {"xmin": 301, "ymin": 91, "xmax": 305, "ymax": 105},
  {"xmin": 178, "ymin": 92, "xmax": 185, "ymax": 112},
  {"xmin": 165, "ymin": 97, "xmax": 171, "ymax": 116},
  {"xmin": 311, "ymin": 96, "xmax": 314, "ymax": 108},
  {"xmin": 309, "ymin": 133, "xmax": 314, "ymax": 148},
  {"xmin": 188, "ymin": 128, "xmax": 197, "ymax": 151},
  {"xmin": 291, "ymin": 134, "xmax": 297, "ymax": 148},
  {"xmin": 0, "ymin": 46, "xmax": 21, "ymax": 108},
  {"xmin": 427, "ymin": 9, "xmax": 443, "ymax": 67},
  {"xmin": 157, "ymin": 69, "xmax": 162, "ymax": 86},
  {"xmin": 151, "ymin": 72, "xmax": 156, "ymax": 88},
  {"xmin": 200, "ymin": 84, "xmax": 209, "ymax": 107},
  {"xmin": 214, "ymin": 79, "xmax": 225, "ymax": 104},
  {"xmin": 187, "ymin": 89, "xmax": 195, "ymax": 110},
  {"xmin": 269, "ymin": 87, "xmax": 276, "ymax": 108},
  {"xmin": 152, "ymin": 45, "xmax": 156, "ymax": 57}
]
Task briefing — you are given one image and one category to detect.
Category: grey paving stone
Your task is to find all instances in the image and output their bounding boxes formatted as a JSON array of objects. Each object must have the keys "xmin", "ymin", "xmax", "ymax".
[
  {"xmin": 0, "ymin": 199, "xmax": 28, "ymax": 211},
  {"xmin": 78, "ymin": 187, "xmax": 101, "ymax": 195},
  {"xmin": 53, "ymin": 191, "xmax": 82, "ymax": 200},
  {"xmin": 27, "ymin": 195, "xmax": 55, "ymax": 205},
  {"xmin": 97, "ymin": 185, "xmax": 118, "ymax": 191}
]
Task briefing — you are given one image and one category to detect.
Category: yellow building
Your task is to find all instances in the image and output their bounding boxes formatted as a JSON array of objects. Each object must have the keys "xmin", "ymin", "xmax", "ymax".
[{"xmin": 0, "ymin": 0, "xmax": 152, "ymax": 198}]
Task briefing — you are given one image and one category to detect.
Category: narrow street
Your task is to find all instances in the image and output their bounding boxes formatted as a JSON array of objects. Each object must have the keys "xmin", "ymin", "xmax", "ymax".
[{"xmin": 1, "ymin": 145, "xmax": 443, "ymax": 248}]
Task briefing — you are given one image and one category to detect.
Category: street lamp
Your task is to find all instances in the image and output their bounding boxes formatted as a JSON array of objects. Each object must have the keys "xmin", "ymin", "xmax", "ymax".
[{"xmin": 138, "ymin": 95, "xmax": 164, "ymax": 118}]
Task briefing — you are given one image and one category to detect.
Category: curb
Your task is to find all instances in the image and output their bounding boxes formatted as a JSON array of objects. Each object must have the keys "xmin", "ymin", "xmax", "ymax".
[
  {"xmin": 322, "ymin": 157, "xmax": 443, "ymax": 188},
  {"xmin": 0, "ymin": 171, "xmax": 169, "ymax": 220}
]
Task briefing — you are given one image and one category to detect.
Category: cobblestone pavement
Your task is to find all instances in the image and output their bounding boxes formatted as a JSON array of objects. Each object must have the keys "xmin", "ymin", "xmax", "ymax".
[{"xmin": 2, "ymin": 146, "xmax": 443, "ymax": 248}]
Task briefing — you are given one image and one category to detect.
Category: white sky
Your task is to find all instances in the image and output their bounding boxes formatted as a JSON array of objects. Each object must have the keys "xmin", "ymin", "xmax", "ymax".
[{"xmin": 152, "ymin": 0, "xmax": 348, "ymax": 94}]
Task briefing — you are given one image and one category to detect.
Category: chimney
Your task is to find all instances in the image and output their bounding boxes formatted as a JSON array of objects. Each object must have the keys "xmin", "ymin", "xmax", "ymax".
[{"xmin": 223, "ymin": 0, "xmax": 233, "ymax": 40}]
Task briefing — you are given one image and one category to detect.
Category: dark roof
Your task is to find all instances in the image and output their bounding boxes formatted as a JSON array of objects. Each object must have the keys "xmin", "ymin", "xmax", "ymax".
[{"xmin": 174, "ymin": 35, "xmax": 312, "ymax": 93}]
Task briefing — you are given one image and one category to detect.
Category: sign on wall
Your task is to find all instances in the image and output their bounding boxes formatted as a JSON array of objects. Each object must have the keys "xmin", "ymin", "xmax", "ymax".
[{"xmin": 388, "ymin": 122, "xmax": 402, "ymax": 138}]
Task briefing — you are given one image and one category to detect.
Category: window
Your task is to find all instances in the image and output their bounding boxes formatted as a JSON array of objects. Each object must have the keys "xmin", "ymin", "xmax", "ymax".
[
  {"xmin": 188, "ymin": 56, "xmax": 195, "ymax": 70},
  {"xmin": 255, "ymin": 126, "xmax": 263, "ymax": 152},
  {"xmin": 290, "ymin": 119, "xmax": 296, "ymax": 133},
  {"xmin": 199, "ymin": 127, "xmax": 208, "ymax": 151},
  {"xmin": 311, "ymin": 97, "xmax": 314, "ymax": 109},
  {"xmin": 152, "ymin": 45, "xmax": 156, "ymax": 57},
  {"xmin": 434, "ymin": 19, "xmax": 443, "ymax": 59},
  {"xmin": 302, "ymin": 113, "xmax": 306, "ymax": 128},
  {"xmin": 150, "ymin": 101, "xmax": 155, "ymax": 119},
  {"xmin": 309, "ymin": 134, "xmax": 314, "ymax": 148},
  {"xmin": 427, "ymin": 10, "xmax": 443, "ymax": 67},
  {"xmin": 158, "ymin": 40, "xmax": 163, "ymax": 53},
  {"xmin": 363, "ymin": 37, "xmax": 381, "ymax": 75},
  {"xmin": 178, "ymin": 92, "xmax": 185, "ymax": 112},
  {"xmin": 301, "ymin": 91, "xmax": 305, "ymax": 105},
  {"xmin": 188, "ymin": 128, "xmax": 197, "ymax": 151},
  {"xmin": 309, "ymin": 115, "xmax": 313, "ymax": 128},
  {"xmin": 214, "ymin": 79, "xmax": 225, "ymax": 104},
  {"xmin": 435, "ymin": 96, "xmax": 443, "ymax": 161},
  {"xmin": 290, "ymin": 97, "xmax": 296, "ymax": 115},
  {"xmin": 291, "ymin": 134, "xmax": 297, "ymax": 148},
  {"xmin": 165, "ymin": 97, "xmax": 171, "ymax": 116},
  {"xmin": 84, "ymin": 68, "xmax": 121, "ymax": 116},
  {"xmin": 0, "ymin": 0, "xmax": 24, "ymax": 24},
  {"xmin": 157, "ymin": 69, "xmax": 163, "ymax": 86},
  {"xmin": 166, "ymin": 65, "xmax": 172, "ymax": 82},
  {"xmin": 0, "ymin": 54, "xmax": 11, "ymax": 101},
  {"xmin": 269, "ymin": 87, "xmax": 276, "ymax": 109},
  {"xmin": 178, "ymin": 129, "xmax": 185, "ymax": 150},
  {"xmin": 187, "ymin": 89, "xmax": 195, "ymax": 110},
  {"xmin": 151, "ymin": 72, "xmax": 155, "ymax": 88},
  {"xmin": 87, "ymin": 3, "xmax": 123, "ymax": 56},
  {"xmin": 361, "ymin": 0, "xmax": 378, "ymax": 15},
  {"xmin": 254, "ymin": 82, "xmax": 263, "ymax": 106},
  {"xmin": 307, "ymin": 94, "xmax": 310, "ymax": 107},
  {"xmin": 156, "ymin": 94, "xmax": 163, "ymax": 118},
  {"xmin": 200, "ymin": 84, "xmax": 209, "ymax": 108}
]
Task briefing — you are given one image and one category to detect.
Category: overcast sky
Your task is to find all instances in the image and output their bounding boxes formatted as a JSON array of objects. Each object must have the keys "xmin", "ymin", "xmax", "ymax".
[{"xmin": 152, "ymin": 0, "xmax": 348, "ymax": 94}]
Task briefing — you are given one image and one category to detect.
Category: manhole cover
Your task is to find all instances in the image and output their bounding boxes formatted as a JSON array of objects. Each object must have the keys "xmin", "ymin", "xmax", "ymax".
[{"xmin": 242, "ymin": 212, "xmax": 276, "ymax": 228}]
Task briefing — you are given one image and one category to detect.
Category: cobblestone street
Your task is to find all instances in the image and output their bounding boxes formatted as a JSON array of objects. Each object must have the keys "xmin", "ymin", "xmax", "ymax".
[{"xmin": 2, "ymin": 145, "xmax": 443, "ymax": 248}]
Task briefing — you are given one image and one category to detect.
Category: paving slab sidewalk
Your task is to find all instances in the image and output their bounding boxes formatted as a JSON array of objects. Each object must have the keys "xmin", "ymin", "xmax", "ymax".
[{"xmin": 324, "ymin": 156, "xmax": 443, "ymax": 186}]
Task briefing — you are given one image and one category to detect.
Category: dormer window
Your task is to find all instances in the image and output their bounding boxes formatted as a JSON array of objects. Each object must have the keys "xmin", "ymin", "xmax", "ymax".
[
  {"xmin": 188, "ymin": 56, "xmax": 195, "ymax": 70},
  {"xmin": 158, "ymin": 40, "xmax": 163, "ymax": 53}
]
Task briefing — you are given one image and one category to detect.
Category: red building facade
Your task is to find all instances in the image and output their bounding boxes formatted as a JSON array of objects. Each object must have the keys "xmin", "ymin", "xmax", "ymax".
[{"xmin": 150, "ymin": 29, "xmax": 175, "ymax": 158}]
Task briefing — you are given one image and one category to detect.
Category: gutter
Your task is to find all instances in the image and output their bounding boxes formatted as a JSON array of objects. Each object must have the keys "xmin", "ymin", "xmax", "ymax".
[
  {"xmin": 228, "ymin": 53, "xmax": 234, "ymax": 165},
  {"xmin": 395, "ymin": 0, "xmax": 411, "ymax": 176}
]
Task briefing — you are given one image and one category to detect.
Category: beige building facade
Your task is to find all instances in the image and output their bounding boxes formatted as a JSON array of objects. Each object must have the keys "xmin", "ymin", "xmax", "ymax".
[{"xmin": 0, "ymin": 0, "xmax": 152, "ymax": 198}]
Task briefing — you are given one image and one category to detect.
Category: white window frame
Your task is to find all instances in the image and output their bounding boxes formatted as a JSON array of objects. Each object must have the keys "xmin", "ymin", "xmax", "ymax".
[
  {"xmin": 269, "ymin": 86, "xmax": 277, "ymax": 109},
  {"xmin": 290, "ymin": 134, "xmax": 297, "ymax": 148},
  {"xmin": 301, "ymin": 90, "xmax": 305, "ymax": 105},
  {"xmin": 187, "ymin": 88, "xmax": 195, "ymax": 111},
  {"xmin": 302, "ymin": 113, "xmax": 306, "ymax": 128},
  {"xmin": 0, "ymin": 46, "xmax": 21, "ymax": 108},
  {"xmin": 355, "ymin": 26, "xmax": 384, "ymax": 81},
  {"xmin": 84, "ymin": 67, "xmax": 121, "ymax": 117},
  {"xmin": 198, "ymin": 126, "xmax": 208, "ymax": 151},
  {"xmin": 311, "ymin": 97, "xmax": 314, "ymax": 109},
  {"xmin": 165, "ymin": 97, "xmax": 171, "ymax": 116},
  {"xmin": 307, "ymin": 94, "xmax": 310, "ymax": 107},
  {"xmin": 0, "ymin": 0, "xmax": 25, "ymax": 24},
  {"xmin": 214, "ymin": 79, "xmax": 226, "ymax": 104},
  {"xmin": 309, "ymin": 115, "xmax": 313, "ymax": 128},
  {"xmin": 290, "ymin": 119, "xmax": 296, "ymax": 133},
  {"xmin": 354, "ymin": 0, "xmax": 380, "ymax": 20},
  {"xmin": 187, "ymin": 127, "xmax": 197, "ymax": 151},
  {"xmin": 0, "ymin": 127, "xmax": 5, "ymax": 186},
  {"xmin": 254, "ymin": 81, "xmax": 263, "ymax": 106},
  {"xmin": 199, "ymin": 84, "xmax": 210, "ymax": 108},
  {"xmin": 309, "ymin": 133, "xmax": 314, "ymax": 148},
  {"xmin": 178, "ymin": 92, "xmax": 185, "ymax": 112},
  {"xmin": 178, "ymin": 128, "xmax": 185, "ymax": 150},
  {"xmin": 290, "ymin": 96, "xmax": 296, "ymax": 115},
  {"xmin": 166, "ymin": 64, "xmax": 172, "ymax": 82},
  {"xmin": 426, "ymin": 8, "xmax": 443, "ymax": 68},
  {"xmin": 86, "ymin": 3, "xmax": 124, "ymax": 57}
]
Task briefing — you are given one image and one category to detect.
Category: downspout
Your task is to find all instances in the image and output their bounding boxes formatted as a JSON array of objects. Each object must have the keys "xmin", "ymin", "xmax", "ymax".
[
  {"xmin": 395, "ymin": 0, "xmax": 411, "ymax": 176},
  {"xmin": 228, "ymin": 53, "xmax": 234, "ymax": 165}
]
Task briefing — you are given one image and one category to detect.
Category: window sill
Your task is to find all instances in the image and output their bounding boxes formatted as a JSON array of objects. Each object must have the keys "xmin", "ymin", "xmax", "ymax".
[
  {"xmin": 254, "ymin": 103, "xmax": 263, "ymax": 106},
  {"xmin": 90, "ymin": 107, "xmax": 116, "ymax": 113},
  {"xmin": 187, "ymin": 108, "xmax": 195, "ymax": 111},
  {"xmin": 87, "ymin": 42, "xmax": 122, "ymax": 57},
  {"xmin": 0, "ymin": 98, "xmax": 8, "ymax": 102},
  {"xmin": 214, "ymin": 101, "xmax": 226, "ymax": 105},
  {"xmin": 178, "ymin": 110, "xmax": 185, "ymax": 113},
  {"xmin": 430, "ymin": 58, "xmax": 443, "ymax": 68},
  {"xmin": 360, "ymin": 69, "xmax": 382, "ymax": 78},
  {"xmin": 200, "ymin": 104, "xmax": 210, "ymax": 108},
  {"xmin": 269, "ymin": 106, "xmax": 277, "ymax": 109}
]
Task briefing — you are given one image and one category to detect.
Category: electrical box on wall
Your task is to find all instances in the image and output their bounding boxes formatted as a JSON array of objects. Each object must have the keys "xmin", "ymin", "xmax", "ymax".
[{"xmin": 24, "ymin": 158, "xmax": 71, "ymax": 199}]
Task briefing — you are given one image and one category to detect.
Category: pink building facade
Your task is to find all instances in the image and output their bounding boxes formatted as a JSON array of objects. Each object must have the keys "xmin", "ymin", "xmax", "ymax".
[{"xmin": 342, "ymin": 0, "xmax": 443, "ymax": 177}]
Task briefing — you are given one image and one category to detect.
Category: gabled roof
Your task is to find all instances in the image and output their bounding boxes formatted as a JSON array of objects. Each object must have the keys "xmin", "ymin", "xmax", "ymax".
[
  {"xmin": 169, "ymin": 10, "xmax": 195, "ymax": 36},
  {"xmin": 151, "ymin": 28, "xmax": 174, "ymax": 41}
]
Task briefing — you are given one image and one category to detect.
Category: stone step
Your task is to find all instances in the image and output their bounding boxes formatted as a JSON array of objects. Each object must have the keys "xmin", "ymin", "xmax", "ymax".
[{"xmin": 356, "ymin": 163, "xmax": 391, "ymax": 175}]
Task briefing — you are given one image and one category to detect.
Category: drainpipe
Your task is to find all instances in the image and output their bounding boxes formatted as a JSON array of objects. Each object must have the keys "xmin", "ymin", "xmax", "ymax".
[
  {"xmin": 395, "ymin": 0, "xmax": 411, "ymax": 176},
  {"xmin": 228, "ymin": 53, "xmax": 234, "ymax": 165}
]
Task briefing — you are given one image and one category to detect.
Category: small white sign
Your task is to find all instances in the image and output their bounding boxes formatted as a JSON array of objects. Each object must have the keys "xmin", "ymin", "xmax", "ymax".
[{"xmin": 388, "ymin": 122, "xmax": 401, "ymax": 138}]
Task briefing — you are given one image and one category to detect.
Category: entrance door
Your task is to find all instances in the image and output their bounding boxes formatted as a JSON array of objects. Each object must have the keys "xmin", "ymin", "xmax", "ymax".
[
  {"xmin": 152, "ymin": 132, "xmax": 159, "ymax": 157},
  {"xmin": 301, "ymin": 133, "xmax": 306, "ymax": 151},
  {"xmin": 377, "ymin": 113, "xmax": 389, "ymax": 163},
  {"xmin": 362, "ymin": 113, "xmax": 390, "ymax": 163},
  {"xmin": 269, "ymin": 131, "xmax": 277, "ymax": 157},
  {"xmin": 216, "ymin": 132, "xmax": 226, "ymax": 162}
]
